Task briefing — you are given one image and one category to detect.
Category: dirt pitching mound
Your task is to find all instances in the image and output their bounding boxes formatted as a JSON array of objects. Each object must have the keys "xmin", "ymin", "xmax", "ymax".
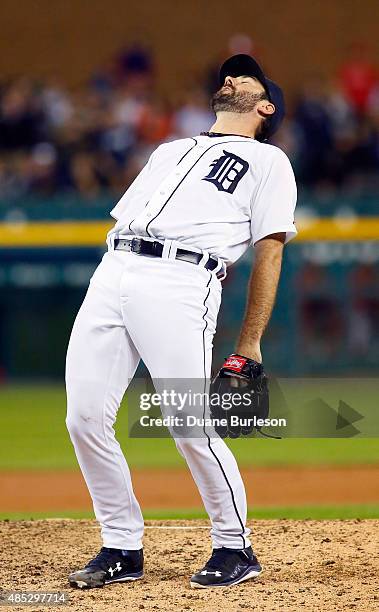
[{"xmin": 0, "ymin": 519, "xmax": 378, "ymax": 612}]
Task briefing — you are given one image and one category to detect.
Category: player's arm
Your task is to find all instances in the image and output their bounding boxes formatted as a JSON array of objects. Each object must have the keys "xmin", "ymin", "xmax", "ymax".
[
  {"xmin": 235, "ymin": 148, "xmax": 297, "ymax": 363},
  {"xmin": 235, "ymin": 232, "xmax": 285, "ymax": 363}
]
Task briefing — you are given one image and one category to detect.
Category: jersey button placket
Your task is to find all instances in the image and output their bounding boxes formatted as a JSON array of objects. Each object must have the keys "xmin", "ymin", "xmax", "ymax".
[{"xmin": 141, "ymin": 153, "xmax": 200, "ymax": 234}]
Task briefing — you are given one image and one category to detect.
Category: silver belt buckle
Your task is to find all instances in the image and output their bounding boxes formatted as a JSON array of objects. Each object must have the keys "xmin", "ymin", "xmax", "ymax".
[{"xmin": 131, "ymin": 237, "xmax": 143, "ymax": 254}]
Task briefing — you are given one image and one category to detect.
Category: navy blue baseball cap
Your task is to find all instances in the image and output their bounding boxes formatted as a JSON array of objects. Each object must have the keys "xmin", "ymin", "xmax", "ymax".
[{"xmin": 219, "ymin": 54, "xmax": 285, "ymax": 142}]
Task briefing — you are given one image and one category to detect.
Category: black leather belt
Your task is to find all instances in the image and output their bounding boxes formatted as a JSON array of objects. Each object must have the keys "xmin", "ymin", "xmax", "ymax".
[{"xmin": 114, "ymin": 237, "xmax": 222, "ymax": 275}]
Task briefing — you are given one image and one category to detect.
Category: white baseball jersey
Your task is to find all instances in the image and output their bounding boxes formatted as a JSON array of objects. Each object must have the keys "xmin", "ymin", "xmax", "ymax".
[
  {"xmin": 108, "ymin": 133, "xmax": 297, "ymax": 266},
  {"xmin": 66, "ymin": 132, "xmax": 297, "ymax": 555}
]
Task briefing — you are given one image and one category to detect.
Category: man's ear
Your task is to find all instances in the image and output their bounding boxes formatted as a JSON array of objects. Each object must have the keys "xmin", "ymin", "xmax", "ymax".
[{"xmin": 257, "ymin": 101, "xmax": 275, "ymax": 118}]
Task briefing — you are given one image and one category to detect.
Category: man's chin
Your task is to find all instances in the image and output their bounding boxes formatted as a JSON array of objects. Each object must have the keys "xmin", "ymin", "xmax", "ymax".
[
  {"xmin": 211, "ymin": 94, "xmax": 237, "ymax": 113},
  {"xmin": 212, "ymin": 102, "xmax": 250, "ymax": 114}
]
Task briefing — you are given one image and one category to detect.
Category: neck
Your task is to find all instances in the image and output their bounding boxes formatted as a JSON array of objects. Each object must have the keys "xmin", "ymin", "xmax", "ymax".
[{"xmin": 210, "ymin": 111, "xmax": 258, "ymax": 138}]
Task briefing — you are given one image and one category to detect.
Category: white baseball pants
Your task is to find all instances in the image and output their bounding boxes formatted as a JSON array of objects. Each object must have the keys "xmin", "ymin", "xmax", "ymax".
[{"xmin": 65, "ymin": 248, "xmax": 251, "ymax": 550}]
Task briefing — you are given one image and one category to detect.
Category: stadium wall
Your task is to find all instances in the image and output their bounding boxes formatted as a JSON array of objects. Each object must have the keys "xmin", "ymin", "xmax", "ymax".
[{"xmin": 0, "ymin": 0, "xmax": 378, "ymax": 93}]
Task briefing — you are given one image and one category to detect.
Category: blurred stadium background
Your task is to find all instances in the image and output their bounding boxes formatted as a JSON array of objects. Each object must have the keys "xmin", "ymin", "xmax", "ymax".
[{"xmin": 0, "ymin": 0, "xmax": 378, "ymax": 519}]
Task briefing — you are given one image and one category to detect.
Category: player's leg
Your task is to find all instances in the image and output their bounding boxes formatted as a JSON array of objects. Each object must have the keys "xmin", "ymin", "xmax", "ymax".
[
  {"xmin": 65, "ymin": 251, "xmax": 143, "ymax": 551},
  {"xmin": 120, "ymin": 257, "xmax": 251, "ymax": 551}
]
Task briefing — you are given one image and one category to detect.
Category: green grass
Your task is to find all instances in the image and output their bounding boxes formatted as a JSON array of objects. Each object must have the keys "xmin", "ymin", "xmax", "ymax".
[
  {"xmin": 1, "ymin": 504, "xmax": 378, "ymax": 521},
  {"xmin": 0, "ymin": 385, "xmax": 379, "ymax": 470}
]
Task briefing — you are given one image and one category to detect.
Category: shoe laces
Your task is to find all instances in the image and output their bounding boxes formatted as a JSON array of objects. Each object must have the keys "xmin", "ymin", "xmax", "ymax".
[
  {"xmin": 86, "ymin": 547, "xmax": 120, "ymax": 571},
  {"xmin": 205, "ymin": 548, "xmax": 245, "ymax": 571}
]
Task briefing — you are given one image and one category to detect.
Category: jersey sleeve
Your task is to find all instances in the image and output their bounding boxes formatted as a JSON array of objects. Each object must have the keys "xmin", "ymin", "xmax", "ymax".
[
  {"xmin": 250, "ymin": 147, "xmax": 297, "ymax": 245},
  {"xmin": 109, "ymin": 150, "xmax": 156, "ymax": 220}
]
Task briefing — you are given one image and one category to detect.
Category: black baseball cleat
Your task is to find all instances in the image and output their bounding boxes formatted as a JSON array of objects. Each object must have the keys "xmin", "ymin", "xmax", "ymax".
[
  {"xmin": 190, "ymin": 546, "xmax": 262, "ymax": 588},
  {"xmin": 69, "ymin": 547, "xmax": 143, "ymax": 589}
]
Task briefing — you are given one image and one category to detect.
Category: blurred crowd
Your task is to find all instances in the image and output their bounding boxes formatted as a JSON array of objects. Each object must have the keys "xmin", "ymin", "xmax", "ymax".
[{"xmin": 0, "ymin": 42, "xmax": 378, "ymax": 201}]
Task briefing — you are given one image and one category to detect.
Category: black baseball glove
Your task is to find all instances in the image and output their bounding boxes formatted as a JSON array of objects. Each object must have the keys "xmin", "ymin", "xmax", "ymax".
[{"xmin": 210, "ymin": 353, "xmax": 269, "ymax": 438}]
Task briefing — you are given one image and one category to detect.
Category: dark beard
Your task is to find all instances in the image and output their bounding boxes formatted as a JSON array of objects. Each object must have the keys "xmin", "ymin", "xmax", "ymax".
[{"xmin": 211, "ymin": 86, "xmax": 267, "ymax": 114}]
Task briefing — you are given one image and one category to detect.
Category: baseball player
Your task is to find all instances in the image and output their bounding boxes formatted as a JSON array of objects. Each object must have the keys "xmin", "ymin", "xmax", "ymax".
[{"xmin": 66, "ymin": 54, "xmax": 297, "ymax": 589}]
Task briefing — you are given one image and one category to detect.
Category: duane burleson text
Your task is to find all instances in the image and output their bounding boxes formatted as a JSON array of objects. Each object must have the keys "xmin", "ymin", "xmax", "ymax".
[{"xmin": 139, "ymin": 415, "xmax": 286, "ymax": 428}]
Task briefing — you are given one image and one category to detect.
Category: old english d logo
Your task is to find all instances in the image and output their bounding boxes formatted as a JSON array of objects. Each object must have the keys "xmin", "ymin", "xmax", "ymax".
[{"xmin": 203, "ymin": 150, "xmax": 249, "ymax": 194}]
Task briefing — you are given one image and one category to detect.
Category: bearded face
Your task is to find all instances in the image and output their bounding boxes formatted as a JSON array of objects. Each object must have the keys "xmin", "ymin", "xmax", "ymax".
[{"xmin": 211, "ymin": 83, "xmax": 267, "ymax": 114}]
